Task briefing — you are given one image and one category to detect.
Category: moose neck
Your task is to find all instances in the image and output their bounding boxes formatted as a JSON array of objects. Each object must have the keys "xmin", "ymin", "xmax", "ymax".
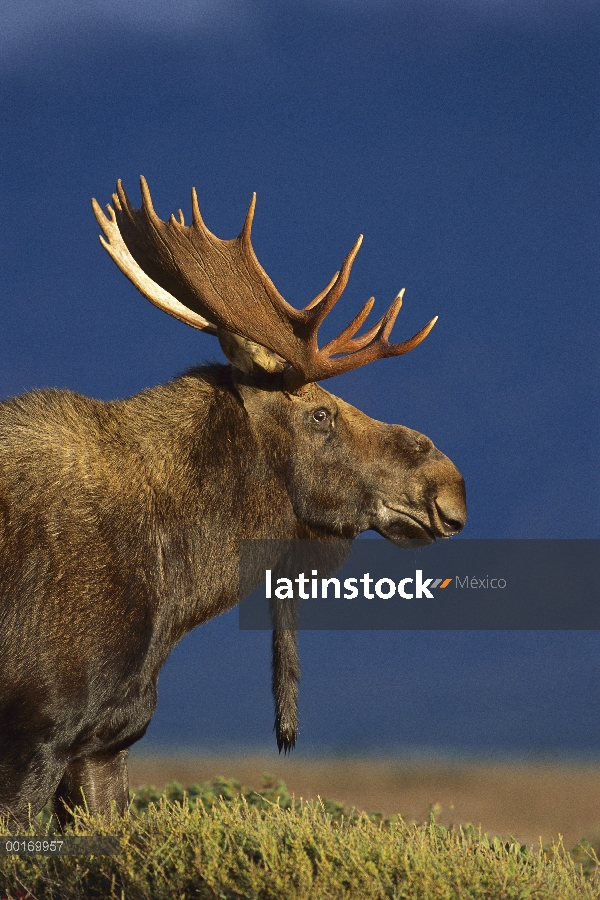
[{"xmin": 117, "ymin": 364, "xmax": 309, "ymax": 653}]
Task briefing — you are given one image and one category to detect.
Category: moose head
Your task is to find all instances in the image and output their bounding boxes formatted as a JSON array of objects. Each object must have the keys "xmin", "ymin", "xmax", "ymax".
[{"xmin": 93, "ymin": 178, "xmax": 466, "ymax": 547}]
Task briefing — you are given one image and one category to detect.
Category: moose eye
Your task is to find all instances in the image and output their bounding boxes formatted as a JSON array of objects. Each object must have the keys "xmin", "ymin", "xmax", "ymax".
[{"xmin": 312, "ymin": 408, "xmax": 330, "ymax": 424}]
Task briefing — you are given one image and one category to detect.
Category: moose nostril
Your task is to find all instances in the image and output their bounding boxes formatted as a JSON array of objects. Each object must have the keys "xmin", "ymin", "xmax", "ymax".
[
  {"xmin": 441, "ymin": 516, "xmax": 463, "ymax": 535},
  {"xmin": 435, "ymin": 499, "xmax": 466, "ymax": 535}
]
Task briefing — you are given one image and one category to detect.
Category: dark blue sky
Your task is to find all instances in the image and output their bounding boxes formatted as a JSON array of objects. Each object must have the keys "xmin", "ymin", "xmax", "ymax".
[{"xmin": 2, "ymin": 0, "xmax": 599, "ymax": 756}]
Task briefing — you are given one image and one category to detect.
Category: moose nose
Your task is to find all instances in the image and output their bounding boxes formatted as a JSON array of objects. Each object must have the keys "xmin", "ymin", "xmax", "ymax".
[{"xmin": 434, "ymin": 495, "xmax": 467, "ymax": 536}]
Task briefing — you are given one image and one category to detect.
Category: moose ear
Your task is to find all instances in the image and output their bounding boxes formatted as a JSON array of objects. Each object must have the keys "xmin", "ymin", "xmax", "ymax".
[{"xmin": 217, "ymin": 328, "xmax": 287, "ymax": 377}]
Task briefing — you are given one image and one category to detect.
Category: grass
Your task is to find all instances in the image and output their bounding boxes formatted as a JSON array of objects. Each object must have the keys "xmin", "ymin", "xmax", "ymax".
[{"xmin": 1, "ymin": 776, "xmax": 599, "ymax": 899}]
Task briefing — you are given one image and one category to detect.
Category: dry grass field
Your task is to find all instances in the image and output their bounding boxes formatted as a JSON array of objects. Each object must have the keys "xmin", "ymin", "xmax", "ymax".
[{"xmin": 128, "ymin": 753, "xmax": 600, "ymax": 850}]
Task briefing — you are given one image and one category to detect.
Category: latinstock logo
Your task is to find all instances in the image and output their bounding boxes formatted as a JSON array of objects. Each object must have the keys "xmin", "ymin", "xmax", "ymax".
[{"xmin": 265, "ymin": 569, "xmax": 454, "ymax": 600}]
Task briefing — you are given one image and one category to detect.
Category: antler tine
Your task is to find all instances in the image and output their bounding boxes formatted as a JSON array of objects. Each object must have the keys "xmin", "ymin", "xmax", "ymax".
[
  {"xmin": 305, "ymin": 235, "xmax": 363, "ymax": 331},
  {"xmin": 384, "ymin": 313, "xmax": 439, "ymax": 358},
  {"xmin": 241, "ymin": 193, "xmax": 257, "ymax": 245},
  {"xmin": 139, "ymin": 175, "xmax": 162, "ymax": 225},
  {"xmin": 378, "ymin": 288, "xmax": 405, "ymax": 341},
  {"xmin": 191, "ymin": 187, "xmax": 203, "ymax": 229},
  {"xmin": 304, "ymin": 272, "xmax": 339, "ymax": 311},
  {"xmin": 116, "ymin": 179, "xmax": 136, "ymax": 220},
  {"xmin": 189, "ymin": 186, "xmax": 222, "ymax": 239},
  {"xmin": 322, "ymin": 296, "xmax": 377, "ymax": 356}
]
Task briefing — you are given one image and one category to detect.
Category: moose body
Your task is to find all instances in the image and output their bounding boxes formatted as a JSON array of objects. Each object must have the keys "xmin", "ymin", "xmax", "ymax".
[{"xmin": 0, "ymin": 179, "xmax": 466, "ymax": 825}]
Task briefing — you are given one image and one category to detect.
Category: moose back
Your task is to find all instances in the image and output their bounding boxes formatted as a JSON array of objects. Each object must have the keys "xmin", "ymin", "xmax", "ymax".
[{"xmin": 0, "ymin": 178, "xmax": 466, "ymax": 826}]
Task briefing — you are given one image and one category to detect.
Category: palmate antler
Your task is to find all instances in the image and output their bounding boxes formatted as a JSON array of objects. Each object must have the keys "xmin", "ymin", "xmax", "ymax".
[{"xmin": 92, "ymin": 177, "xmax": 437, "ymax": 384}]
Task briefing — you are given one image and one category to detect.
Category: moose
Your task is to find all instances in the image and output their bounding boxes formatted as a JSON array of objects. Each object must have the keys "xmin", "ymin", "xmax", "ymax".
[{"xmin": 0, "ymin": 177, "xmax": 466, "ymax": 826}]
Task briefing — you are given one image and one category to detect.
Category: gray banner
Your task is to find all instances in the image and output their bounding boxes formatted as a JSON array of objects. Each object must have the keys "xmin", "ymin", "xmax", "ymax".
[{"xmin": 238, "ymin": 539, "xmax": 600, "ymax": 630}]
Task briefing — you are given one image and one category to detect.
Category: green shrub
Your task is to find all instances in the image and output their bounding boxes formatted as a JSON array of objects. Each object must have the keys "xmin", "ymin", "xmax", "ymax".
[{"xmin": 0, "ymin": 778, "xmax": 598, "ymax": 899}]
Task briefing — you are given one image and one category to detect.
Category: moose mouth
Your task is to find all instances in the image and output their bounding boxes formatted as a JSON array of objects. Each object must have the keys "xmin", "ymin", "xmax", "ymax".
[
  {"xmin": 378, "ymin": 501, "xmax": 463, "ymax": 545},
  {"xmin": 377, "ymin": 503, "xmax": 438, "ymax": 545}
]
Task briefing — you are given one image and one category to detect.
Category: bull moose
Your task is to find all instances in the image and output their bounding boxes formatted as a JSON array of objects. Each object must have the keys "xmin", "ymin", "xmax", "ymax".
[{"xmin": 0, "ymin": 178, "xmax": 466, "ymax": 827}]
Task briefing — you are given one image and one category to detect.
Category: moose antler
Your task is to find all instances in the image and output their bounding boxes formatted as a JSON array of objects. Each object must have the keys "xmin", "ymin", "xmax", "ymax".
[{"xmin": 92, "ymin": 177, "xmax": 437, "ymax": 384}]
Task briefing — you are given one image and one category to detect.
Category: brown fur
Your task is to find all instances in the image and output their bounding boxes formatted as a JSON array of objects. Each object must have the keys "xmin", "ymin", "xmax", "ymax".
[{"xmin": 0, "ymin": 362, "xmax": 465, "ymax": 825}]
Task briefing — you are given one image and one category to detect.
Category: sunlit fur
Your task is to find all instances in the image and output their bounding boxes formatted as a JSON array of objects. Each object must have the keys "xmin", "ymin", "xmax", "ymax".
[{"xmin": 0, "ymin": 363, "xmax": 465, "ymax": 825}]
